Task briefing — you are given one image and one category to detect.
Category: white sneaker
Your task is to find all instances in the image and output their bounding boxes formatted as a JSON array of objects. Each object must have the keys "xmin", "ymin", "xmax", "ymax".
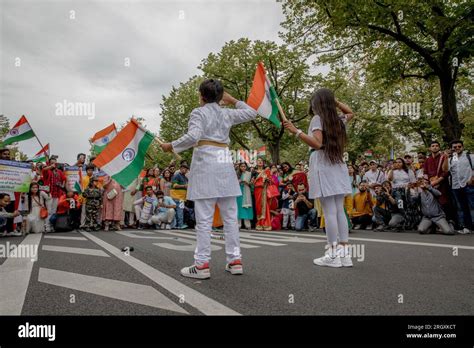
[
  {"xmin": 457, "ymin": 228, "xmax": 471, "ymax": 235},
  {"xmin": 165, "ymin": 224, "xmax": 171, "ymax": 230},
  {"xmin": 180, "ymin": 263, "xmax": 210, "ymax": 279},
  {"xmin": 225, "ymin": 260, "xmax": 243, "ymax": 275},
  {"xmin": 313, "ymin": 254, "xmax": 342, "ymax": 268},
  {"xmin": 160, "ymin": 223, "xmax": 165, "ymax": 230},
  {"xmin": 336, "ymin": 245, "xmax": 353, "ymax": 267},
  {"xmin": 6, "ymin": 231, "xmax": 22, "ymax": 237}
]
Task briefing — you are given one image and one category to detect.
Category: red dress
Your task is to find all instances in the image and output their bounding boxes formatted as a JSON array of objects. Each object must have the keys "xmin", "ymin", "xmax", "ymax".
[{"xmin": 254, "ymin": 169, "xmax": 279, "ymax": 229}]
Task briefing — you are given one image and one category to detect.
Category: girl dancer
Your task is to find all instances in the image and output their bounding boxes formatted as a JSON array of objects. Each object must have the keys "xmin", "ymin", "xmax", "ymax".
[{"xmin": 284, "ymin": 88, "xmax": 354, "ymax": 267}]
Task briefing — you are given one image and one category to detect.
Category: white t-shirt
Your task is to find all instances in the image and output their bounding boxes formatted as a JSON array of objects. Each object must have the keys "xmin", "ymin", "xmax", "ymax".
[{"xmin": 391, "ymin": 169, "xmax": 416, "ymax": 188}]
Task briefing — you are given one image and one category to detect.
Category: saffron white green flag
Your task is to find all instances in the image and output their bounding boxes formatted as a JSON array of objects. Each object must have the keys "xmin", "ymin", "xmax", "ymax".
[
  {"xmin": 91, "ymin": 123, "xmax": 117, "ymax": 154},
  {"xmin": 247, "ymin": 62, "xmax": 281, "ymax": 128},
  {"xmin": 30, "ymin": 143, "xmax": 49, "ymax": 163},
  {"xmin": 92, "ymin": 119, "xmax": 154, "ymax": 188},
  {"xmin": 2, "ymin": 115, "xmax": 35, "ymax": 146}
]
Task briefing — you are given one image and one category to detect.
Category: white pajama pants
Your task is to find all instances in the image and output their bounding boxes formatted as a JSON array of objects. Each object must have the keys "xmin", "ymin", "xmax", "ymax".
[{"xmin": 194, "ymin": 196, "xmax": 241, "ymax": 265}]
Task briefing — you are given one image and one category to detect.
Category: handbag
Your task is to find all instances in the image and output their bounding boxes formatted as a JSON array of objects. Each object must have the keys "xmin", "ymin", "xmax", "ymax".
[
  {"xmin": 106, "ymin": 188, "xmax": 118, "ymax": 200},
  {"xmin": 266, "ymin": 184, "xmax": 280, "ymax": 199},
  {"xmin": 34, "ymin": 196, "xmax": 48, "ymax": 219}
]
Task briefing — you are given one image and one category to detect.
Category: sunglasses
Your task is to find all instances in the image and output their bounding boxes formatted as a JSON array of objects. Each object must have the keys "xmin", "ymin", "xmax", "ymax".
[{"xmin": 452, "ymin": 145, "xmax": 462, "ymax": 149}]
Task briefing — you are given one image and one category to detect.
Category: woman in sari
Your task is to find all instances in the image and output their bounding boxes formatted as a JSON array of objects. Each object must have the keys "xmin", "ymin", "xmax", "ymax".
[
  {"xmin": 252, "ymin": 158, "xmax": 277, "ymax": 231},
  {"xmin": 236, "ymin": 162, "xmax": 253, "ymax": 230}
]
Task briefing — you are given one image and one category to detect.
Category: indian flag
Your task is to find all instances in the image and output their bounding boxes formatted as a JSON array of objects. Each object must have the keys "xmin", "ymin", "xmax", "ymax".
[
  {"xmin": 30, "ymin": 143, "xmax": 49, "ymax": 162},
  {"xmin": 247, "ymin": 62, "xmax": 281, "ymax": 128},
  {"xmin": 92, "ymin": 119, "xmax": 154, "ymax": 188},
  {"xmin": 91, "ymin": 123, "xmax": 117, "ymax": 154},
  {"xmin": 2, "ymin": 115, "xmax": 35, "ymax": 145},
  {"xmin": 257, "ymin": 145, "xmax": 266, "ymax": 158}
]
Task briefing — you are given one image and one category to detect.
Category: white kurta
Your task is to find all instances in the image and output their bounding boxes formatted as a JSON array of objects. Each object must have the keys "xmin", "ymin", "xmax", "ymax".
[{"xmin": 171, "ymin": 101, "xmax": 257, "ymax": 201}]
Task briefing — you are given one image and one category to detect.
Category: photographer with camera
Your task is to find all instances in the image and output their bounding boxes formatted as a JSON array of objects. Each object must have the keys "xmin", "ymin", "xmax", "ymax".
[
  {"xmin": 150, "ymin": 190, "xmax": 176, "ymax": 230},
  {"xmin": 417, "ymin": 178, "xmax": 454, "ymax": 235}
]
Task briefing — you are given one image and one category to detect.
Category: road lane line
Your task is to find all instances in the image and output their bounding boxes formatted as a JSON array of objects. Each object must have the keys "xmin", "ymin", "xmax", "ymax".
[
  {"xmin": 42, "ymin": 245, "xmax": 110, "ymax": 257},
  {"xmin": 240, "ymin": 230, "xmax": 474, "ymax": 250},
  {"xmin": 38, "ymin": 268, "xmax": 188, "ymax": 314},
  {"xmin": 44, "ymin": 235, "xmax": 87, "ymax": 241},
  {"xmin": 0, "ymin": 234, "xmax": 42, "ymax": 314},
  {"xmin": 81, "ymin": 231, "xmax": 240, "ymax": 316},
  {"xmin": 149, "ymin": 230, "xmax": 260, "ymax": 249}
]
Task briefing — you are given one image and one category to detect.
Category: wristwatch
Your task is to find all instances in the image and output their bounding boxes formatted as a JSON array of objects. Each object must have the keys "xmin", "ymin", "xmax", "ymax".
[{"xmin": 295, "ymin": 129, "xmax": 303, "ymax": 138}]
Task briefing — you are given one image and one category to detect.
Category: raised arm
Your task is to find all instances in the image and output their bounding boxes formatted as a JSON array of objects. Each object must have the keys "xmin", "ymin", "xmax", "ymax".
[
  {"xmin": 170, "ymin": 109, "xmax": 204, "ymax": 153},
  {"xmin": 336, "ymin": 100, "xmax": 354, "ymax": 122},
  {"xmin": 221, "ymin": 92, "xmax": 257, "ymax": 125}
]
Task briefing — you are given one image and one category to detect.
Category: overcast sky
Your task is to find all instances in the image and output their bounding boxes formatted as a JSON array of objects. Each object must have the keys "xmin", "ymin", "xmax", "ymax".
[{"xmin": 0, "ymin": 0, "xmax": 285, "ymax": 163}]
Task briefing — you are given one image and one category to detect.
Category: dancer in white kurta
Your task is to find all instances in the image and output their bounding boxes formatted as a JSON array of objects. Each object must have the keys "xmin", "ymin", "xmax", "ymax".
[{"xmin": 161, "ymin": 79, "xmax": 257, "ymax": 279}]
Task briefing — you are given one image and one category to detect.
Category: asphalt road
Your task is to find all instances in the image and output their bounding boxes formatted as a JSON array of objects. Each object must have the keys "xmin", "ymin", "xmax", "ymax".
[{"xmin": 0, "ymin": 227, "xmax": 473, "ymax": 315}]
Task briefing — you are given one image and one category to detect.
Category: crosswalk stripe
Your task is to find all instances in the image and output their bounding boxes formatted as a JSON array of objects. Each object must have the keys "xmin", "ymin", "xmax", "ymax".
[
  {"xmin": 241, "ymin": 229, "xmax": 474, "ymax": 250},
  {"xmin": 42, "ymin": 245, "xmax": 110, "ymax": 257},
  {"xmin": 81, "ymin": 231, "xmax": 241, "ymax": 315},
  {"xmin": 174, "ymin": 230, "xmax": 285, "ymax": 247},
  {"xmin": 153, "ymin": 230, "xmax": 260, "ymax": 249},
  {"xmin": 38, "ymin": 268, "xmax": 188, "ymax": 314},
  {"xmin": 44, "ymin": 235, "xmax": 88, "ymax": 241},
  {"xmin": 0, "ymin": 233, "xmax": 42, "ymax": 314}
]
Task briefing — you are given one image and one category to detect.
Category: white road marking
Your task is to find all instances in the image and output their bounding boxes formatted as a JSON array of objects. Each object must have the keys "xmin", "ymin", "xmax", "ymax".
[
  {"xmin": 0, "ymin": 233, "xmax": 42, "ymax": 314},
  {"xmin": 238, "ymin": 231, "xmax": 320, "ymax": 244},
  {"xmin": 42, "ymin": 245, "xmax": 110, "ymax": 257},
  {"xmin": 163, "ymin": 230, "xmax": 285, "ymax": 247},
  {"xmin": 38, "ymin": 268, "xmax": 187, "ymax": 314},
  {"xmin": 44, "ymin": 235, "xmax": 87, "ymax": 241},
  {"xmin": 153, "ymin": 240, "xmax": 221, "ymax": 251},
  {"xmin": 81, "ymin": 231, "xmax": 240, "ymax": 315},
  {"xmin": 241, "ymin": 229, "xmax": 474, "ymax": 250},
  {"xmin": 116, "ymin": 231, "xmax": 177, "ymax": 240},
  {"xmin": 147, "ymin": 230, "xmax": 260, "ymax": 249}
]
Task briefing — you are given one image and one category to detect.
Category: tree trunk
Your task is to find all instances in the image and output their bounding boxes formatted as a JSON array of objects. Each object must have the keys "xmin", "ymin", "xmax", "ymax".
[
  {"xmin": 439, "ymin": 75, "xmax": 463, "ymax": 144},
  {"xmin": 268, "ymin": 140, "xmax": 280, "ymax": 164}
]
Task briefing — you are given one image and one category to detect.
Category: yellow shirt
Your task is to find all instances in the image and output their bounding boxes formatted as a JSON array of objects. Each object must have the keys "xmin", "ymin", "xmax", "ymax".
[{"xmin": 352, "ymin": 192, "xmax": 375, "ymax": 217}]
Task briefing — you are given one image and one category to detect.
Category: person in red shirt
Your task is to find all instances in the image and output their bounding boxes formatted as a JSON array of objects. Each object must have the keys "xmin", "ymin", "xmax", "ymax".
[
  {"xmin": 423, "ymin": 141, "xmax": 456, "ymax": 225},
  {"xmin": 41, "ymin": 156, "xmax": 66, "ymax": 232},
  {"xmin": 52, "ymin": 191, "xmax": 81, "ymax": 230}
]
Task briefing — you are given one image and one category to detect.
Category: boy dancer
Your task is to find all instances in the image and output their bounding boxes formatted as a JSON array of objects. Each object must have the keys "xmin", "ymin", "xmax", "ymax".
[{"xmin": 161, "ymin": 79, "xmax": 257, "ymax": 279}]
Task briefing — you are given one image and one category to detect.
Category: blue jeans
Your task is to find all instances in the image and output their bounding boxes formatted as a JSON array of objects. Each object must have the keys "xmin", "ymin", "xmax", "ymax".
[
  {"xmin": 295, "ymin": 209, "xmax": 317, "ymax": 231},
  {"xmin": 452, "ymin": 185, "xmax": 473, "ymax": 229},
  {"xmin": 173, "ymin": 199, "xmax": 184, "ymax": 228}
]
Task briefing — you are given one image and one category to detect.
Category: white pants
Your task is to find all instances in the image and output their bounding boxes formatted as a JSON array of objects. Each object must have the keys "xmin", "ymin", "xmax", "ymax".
[
  {"xmin": 194, "ymin": 196, "xmax": 241, "ymax": 264},
  {"xmin": 151, "ymin": 209, "xmax": 176, "ymax": 225}
]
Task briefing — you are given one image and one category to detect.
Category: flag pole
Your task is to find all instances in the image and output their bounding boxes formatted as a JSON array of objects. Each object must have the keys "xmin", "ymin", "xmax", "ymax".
[
  {"xmin": 261, "ymin": 64, "xmax": 288, "ymax": 123},
  {"xmin": 152, "ymin": 136, "xmax": 182, "ymax": 161},
  {"xmin": 274, "ymin": 98, "xmax": 288, "ymax": 123},
  {"xmin": 131, "ymin": 118, "xmax": 182, "ymax": 161},
  {"xmin": 31, "ymin": 123, "xmax": 49, "ymax": 162}
]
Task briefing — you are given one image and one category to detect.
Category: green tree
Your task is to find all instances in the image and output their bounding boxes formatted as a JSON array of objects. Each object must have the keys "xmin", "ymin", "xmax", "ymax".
[
  {"xmin": 280, "ymin": 0, "xmax": 473, "ymax": 143},
  {"xmin": 159, "ymin": 39, "xmax": 317, "ymax": 163}
]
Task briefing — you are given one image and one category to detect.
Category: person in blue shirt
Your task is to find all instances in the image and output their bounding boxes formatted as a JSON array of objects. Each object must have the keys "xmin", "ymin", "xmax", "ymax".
[{"xmin": 151, "ymin": 190, "xmax": 176, "ymax": 230}]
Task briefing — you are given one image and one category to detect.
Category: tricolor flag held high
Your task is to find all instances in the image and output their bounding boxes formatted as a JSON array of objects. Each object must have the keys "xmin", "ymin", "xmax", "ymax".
[
  {"xmin": 257, "ymin": 145, "xmax": 266, "ymax": 158},
  {"xmin": 93, "ymin": 119, "xmax": 154, "ymax": 188},
  {"xmin": 2, "ymin": 115, "xmax": 35, "ymax": 146},
  {"xmin": 247, "ymin": 62, "xmax": 281, "ymax": 128},
  {"xmin": 91, "ymin": 123, "xmax": 117, "ymax": 154},
  {"xmin": 30, "ymin": 143, "xmax": 49, "ymax": 163}
]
